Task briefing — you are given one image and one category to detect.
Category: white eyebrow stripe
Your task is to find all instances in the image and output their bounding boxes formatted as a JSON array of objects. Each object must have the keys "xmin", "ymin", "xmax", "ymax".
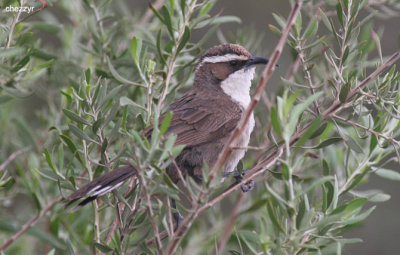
[{"xmin": 201, "ymin": 54, "xmax": 249, "ymax": 64}]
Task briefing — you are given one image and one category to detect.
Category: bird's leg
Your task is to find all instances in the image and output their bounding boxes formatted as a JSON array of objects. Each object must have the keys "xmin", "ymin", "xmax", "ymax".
[
  {"xmin": 223, "ymin": 169, "xmax": 255, "ymax": 192},
  {"xmin": 170, "ymin": 198, "xmax": 183, "ymax": 231}
]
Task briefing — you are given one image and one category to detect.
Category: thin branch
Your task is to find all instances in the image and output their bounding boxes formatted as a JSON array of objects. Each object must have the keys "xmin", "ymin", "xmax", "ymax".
[
  {"xmin": 199, "ymin": 145, "xmax": 285, "ymax": 215},
  {"xmin": 5, "ymin": 0, "xmax": 24, "ymax": 49},
  {"xmin": 166, "ymin": 197, "xmax": 174, "ymax": 237},
  {"xmin": 214, "ymin": 192, "xmax": 245, "ymax": 255},
  {"xmin": 157, "ymin": 0, "xmax": 198, "ymax": 116},
  {"xmin": 105, "ymin": 176, "xmax": 138, "ymax": 245},
  {"xmin": 0, "ymin": 196, "xmax": 62, "ymax": 252},
  {"xmin": 298, "ymin": 46, "xmax": 321, "ymax": 114},
  {"xmin": 167, "ymin": 151, "xmax": 193, "ymax": 202},
  {"xmin": 141, "ymin": 177, "xmax": 164, "ymax": 254},
  {"xmin": 332, "ymin": 114, "xmax": 400, "ymax": 147},
  {"xmin": 0, "ymin": 146, "xmax": 31, "ymax": 171}
]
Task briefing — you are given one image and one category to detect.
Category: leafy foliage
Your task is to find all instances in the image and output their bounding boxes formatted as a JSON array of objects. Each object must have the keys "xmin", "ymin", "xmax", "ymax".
[{"xmin": 0, "ymin": 0, "xmax": 399, "ymax": 254}]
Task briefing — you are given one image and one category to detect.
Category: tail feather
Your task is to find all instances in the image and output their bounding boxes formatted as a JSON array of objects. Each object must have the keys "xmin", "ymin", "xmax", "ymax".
[{"xmin": 65, "ymin": 165, "xmax": 137, "ymax": 208}]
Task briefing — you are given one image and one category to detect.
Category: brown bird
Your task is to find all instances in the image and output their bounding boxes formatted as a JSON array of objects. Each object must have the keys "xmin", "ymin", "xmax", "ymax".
[{"xmin": 66, "ymin": 44, "xmax": 269, "ymax": 223}]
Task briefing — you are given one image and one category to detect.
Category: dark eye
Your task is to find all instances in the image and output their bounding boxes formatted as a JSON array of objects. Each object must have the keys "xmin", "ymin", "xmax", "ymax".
[{"xmin": 229, "ymin": 60, "xmax": 239, "ymax": 67}]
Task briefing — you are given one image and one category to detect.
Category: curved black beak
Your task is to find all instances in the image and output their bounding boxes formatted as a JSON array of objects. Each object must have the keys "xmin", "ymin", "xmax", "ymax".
[{"xmin": 245, "ymin": 56, "xmax": 270, "ymax": 67}]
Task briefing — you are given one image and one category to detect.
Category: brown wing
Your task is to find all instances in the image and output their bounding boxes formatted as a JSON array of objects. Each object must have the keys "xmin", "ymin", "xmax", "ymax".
[{"xmin": 145, "ymin": 89, "xmax": 242, "ymax": 147}]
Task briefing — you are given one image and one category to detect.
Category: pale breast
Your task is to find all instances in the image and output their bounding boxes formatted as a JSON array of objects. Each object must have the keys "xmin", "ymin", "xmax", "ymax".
[{"xmin": 223, "ymin": 113, "xmax": 255, "ymax": 174}]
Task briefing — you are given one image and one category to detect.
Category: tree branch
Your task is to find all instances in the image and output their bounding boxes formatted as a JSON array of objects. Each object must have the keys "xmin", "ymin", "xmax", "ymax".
[
  {"xmin": 0, "ymin": 146, "xmax": 31, "ymax": 171},
  {"xmin": 332, "ymin": 114, "xmax": 400, "ymax": 147}
]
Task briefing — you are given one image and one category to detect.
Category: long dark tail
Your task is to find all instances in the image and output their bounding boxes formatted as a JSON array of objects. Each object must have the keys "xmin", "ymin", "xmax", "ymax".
[{"xmin": 65, "ymin": 165, "xmax": 137, "ymax": 208}]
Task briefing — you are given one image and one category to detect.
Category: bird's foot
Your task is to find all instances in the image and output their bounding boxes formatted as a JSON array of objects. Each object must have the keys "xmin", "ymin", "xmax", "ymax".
[{"xmin": 224, "ymin": 169, "xmax": 254, "ymax": 192}]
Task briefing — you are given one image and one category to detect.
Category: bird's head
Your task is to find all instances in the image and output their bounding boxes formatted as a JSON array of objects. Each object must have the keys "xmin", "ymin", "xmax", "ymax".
[{"xmin": 194, "ymin": 44, "xmax": 269, "ymax": 107}]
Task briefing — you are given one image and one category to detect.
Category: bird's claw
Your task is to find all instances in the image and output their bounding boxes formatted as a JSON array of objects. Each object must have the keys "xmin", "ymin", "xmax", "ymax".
[{"xmin": 232, "ymin": 169, "xmax": 255, "ymax": 192}]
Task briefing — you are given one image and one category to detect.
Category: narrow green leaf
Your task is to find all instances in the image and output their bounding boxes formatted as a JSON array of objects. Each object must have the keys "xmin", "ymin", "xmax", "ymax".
[
  {"xmin": 266, "ymin": 198, "xmax": 285, "ymax": 233},
  {"xmin": 286, "ymin": 92, "xmax": 323, "ymax": 138},
  {"xmin": 270, "ymin": 107, "xmax": 282, "ymax": 136},
  {"xmin": 296, "ymin": 196, "xmax": 306, "ymax": 228},
  {"xmin": 161, "ymin": 6, "xmax": 174, "ymax": 38},
  {"xmin": 312, "ymin": 137, "xmax": 342, "ymax": 149},
  {"xmin": 302, "ymin": 16, "xmax": 318, "ymax": 39},
  {"xmin": 120, "ymin": 96, "xmax": 146, "ymax": 111},
  {"xmin": 170, "ymin": 144, "xmax": 185, "ymax": 157},
  {"xmin": 310, "ymin": 123, "xmax": 327, "ymax": 139},
  {"xmin": 98, "ymin": 85, "xmax": 123, "ymax": 109},
  {"xmin": 94, "ymin": 243, "xmax": 113, "ymax": 253},
  {"xmin": 12, "ymin": 55, "xmax": 30, "ymax": 72},
  {"xmin": 343, "ymin": 206, "xmax": 375, "ymax": 225},
  {"xmin": 325, "ymin": 181, "xmax": 334, "ymax": 209},
  {"xmin": 268, "ymin": 24, "xmax": 281, "ymax": 37},
  {"xmin": 157, "ymin": 29, "xmax": 166, "ymax": 65},
  {"xmin": 369, "ymin": 134, "xmax": 378, "ymax": 154},
  {"xmin": 344, "ymin": 135, "xmax": 363, "ymax": 153},
  {"xmin": 60, "ymin": 134, "xmax": 83, "ymax": 165},
  {"xmin": 177, "ymin": 26, "xmax": 191, "ymax": 54},
  {"xmin": 329, "ymin": 18, "xmax": 341, "ymax": 45},
  {"xmin": 336, "ymin": 3, "xmax": 344, "ymax": 28},
  {"xmin": 272, "ymin": 13, "xmax": 286, "ymax": 29},
  {"xmin": 322, "ymin": 159, "xmax": 330, "ymax": 176},
  {"xmin": 319, "ymin": 8, "xmax": 331, "ymax": 31},
  {"xmin": 63, "ymin": 109, "xmax": 90, "ymax": 125},
  {"xmin": 58, "ymin": 143, "xmax": 64, "ymax": 173},
  {"xmin": 370, "ymin": 29, "xmax": 383, "ymax": 64},
  {"xmin": 68, "ymin": 124, "xmax": 98, "ymax": 144},
  {"xmin": 44, "ymin": 148, "xmax": 57, "ymax": 173},
  {"xmin": 344, "ymin": 197, "xmax": 368, "ymax": 214},
  {"xmin": 92, "ymin": 117, "xmax": 104, "ymax": 134},
  {"xmin": 369, "ymin": 192, "xmax": 391, "ymax": 203},
  {"xmin": 180, "ymin": 0, "xmax": 186, "ymax": 16},
  {"xmin": 342, "ymin": 46, "xmax": 349, "ymax": 64},
  {"xmin": 85, "ymin": 68, "xmax": 91, "ymax": 84},
  {"xmin": 375, "ymin": 168, "xmax": 400, "ymax": 181},
  {"xmin": 294, "ymin": 11, "xmax": 302, "ymax": 37},
  {"xmin": 0, "ymin": 47, "xmax": 24, "ymax": 58},
  {"xmin": 149, "ymin": 3, "xmax": 165, "ymax": 23},
  {"xmin": 339, "ymin": 83, "xmax": 350, "ymax": 103},
  {"xmin": 159, "ymin": 111, "xmax": 173, "ymax": 137},
  {"xmin": 295, "ymin": 116, "xmax": 322, "ymax": 148},
  {"xmin": 196, "ymin": 16, "xmax": 241, "ymax": 28},
  {"xmin": 106, "ymin": 57, "xmax": 145, "ymax": 87},
  {"xmin": 199, "ymin": 2, "xmax": 214, "ymax": 16},
  {"xmin": 281, "ymin": 163, "xmax": 289, "ymax": 180},
  {"xmin": 130, "ymin": 37, "xmax": 142, "ymax": 66}
]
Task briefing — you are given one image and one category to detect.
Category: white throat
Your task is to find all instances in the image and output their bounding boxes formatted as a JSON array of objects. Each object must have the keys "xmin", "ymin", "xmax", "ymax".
[{"xmin": 220, "ymin": 67, "xmax": 255, "ymax": 109}]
